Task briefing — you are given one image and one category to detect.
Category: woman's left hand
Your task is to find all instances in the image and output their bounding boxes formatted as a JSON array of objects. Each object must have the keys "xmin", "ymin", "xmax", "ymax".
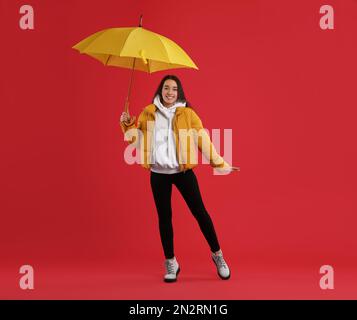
[{"xmin": 215, "ymin": 163, "xmax": 240, "ymax": 174}]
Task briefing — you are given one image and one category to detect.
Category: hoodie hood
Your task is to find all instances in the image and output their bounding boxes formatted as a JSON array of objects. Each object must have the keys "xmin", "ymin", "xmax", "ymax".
[{"xmin": 153, "ymin": 94, "xmax": 186, "ymax": 117}]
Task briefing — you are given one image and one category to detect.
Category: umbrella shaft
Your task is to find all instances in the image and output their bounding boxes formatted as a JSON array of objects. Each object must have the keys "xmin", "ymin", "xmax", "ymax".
[{"xmin": 125, "ymin": 57, "xmax": 137, "ymax": 114}]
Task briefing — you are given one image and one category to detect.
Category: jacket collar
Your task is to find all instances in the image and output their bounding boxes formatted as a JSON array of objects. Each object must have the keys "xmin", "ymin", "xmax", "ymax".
[{"xmin": 145, "ymin": 103, "xmax": 186, "ymax": 116}]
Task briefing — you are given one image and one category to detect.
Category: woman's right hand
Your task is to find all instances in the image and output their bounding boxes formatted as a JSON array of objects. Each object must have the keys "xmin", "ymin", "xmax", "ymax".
[{"xmin": 120, "ymin": 111, "xmax": 131, "ymax": 123}]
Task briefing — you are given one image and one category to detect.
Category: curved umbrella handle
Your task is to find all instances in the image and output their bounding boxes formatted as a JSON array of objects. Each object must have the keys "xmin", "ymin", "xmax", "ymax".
[{"xmin": 123, "ymin": 100, "xmax": 136, "ymax": 126}]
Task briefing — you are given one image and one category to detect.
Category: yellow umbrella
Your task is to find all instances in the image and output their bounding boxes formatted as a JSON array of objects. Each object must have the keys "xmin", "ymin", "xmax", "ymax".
[{"xmin": 72, "ymin": 15, "xmax": 198, "ymax": 126}]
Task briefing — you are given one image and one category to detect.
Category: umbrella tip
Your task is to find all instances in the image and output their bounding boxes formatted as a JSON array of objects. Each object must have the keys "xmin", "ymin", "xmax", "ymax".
[{"xmin": 139, "ymin": 14, "xmax": 143, "ymax": 27}]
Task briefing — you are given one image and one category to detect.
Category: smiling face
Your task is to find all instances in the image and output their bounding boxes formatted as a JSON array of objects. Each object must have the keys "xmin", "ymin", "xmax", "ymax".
[{"xmin": 161, "ymin": 79, "xmax": 178, "ymax": 107}]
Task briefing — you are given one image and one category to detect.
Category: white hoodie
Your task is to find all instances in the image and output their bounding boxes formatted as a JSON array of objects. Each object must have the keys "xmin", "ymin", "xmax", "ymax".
[{"xmin": 150, "ymin": 94, "xmax": 186, "ymax": 174}]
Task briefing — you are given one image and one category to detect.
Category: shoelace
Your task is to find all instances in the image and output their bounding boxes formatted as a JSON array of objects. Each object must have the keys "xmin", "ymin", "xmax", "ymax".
[
  {"xmin": 165, "ymin": 260, "xmax": 176, "ymax": 274},
  {"xmin": 214, "ymin": 255, "xmax": 228, "ymax": 269}
]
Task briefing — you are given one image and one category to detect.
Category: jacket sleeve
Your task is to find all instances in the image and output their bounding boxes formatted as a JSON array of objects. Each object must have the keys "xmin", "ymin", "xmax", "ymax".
[
  {"xmin": 119, "ymin": 111, "xmax": 145, "ymax": 149},
  {"xmin": 190, "ymin": 109, "xmax": 231, "ymax": 169}
]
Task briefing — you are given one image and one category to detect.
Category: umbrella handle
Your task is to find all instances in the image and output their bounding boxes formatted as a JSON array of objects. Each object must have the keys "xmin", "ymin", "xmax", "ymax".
[{"xmin": 123, "ymin": 100, "xmax": 136, "ymax": 126}]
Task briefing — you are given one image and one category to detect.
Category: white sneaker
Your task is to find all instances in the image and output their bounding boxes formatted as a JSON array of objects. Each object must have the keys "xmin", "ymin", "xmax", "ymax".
[
  {"xmin": 212, "ymin": 250, "xmax": 230, "ymax": 280},
  {"xmin": 164, "ymin": 257, "xmax": 180, "ymax": 282}
]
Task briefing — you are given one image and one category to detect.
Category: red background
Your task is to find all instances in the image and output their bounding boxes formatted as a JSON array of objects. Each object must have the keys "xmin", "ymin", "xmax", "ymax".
[{"xmin": 1, "ymin": 0, "xmax": 356, "ymax": 299}]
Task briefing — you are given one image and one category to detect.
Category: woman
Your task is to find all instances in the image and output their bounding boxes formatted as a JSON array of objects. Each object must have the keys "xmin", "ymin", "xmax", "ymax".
[{"xmin": 120, "ymin": 75, "xmax": 239, "ymax": 282}]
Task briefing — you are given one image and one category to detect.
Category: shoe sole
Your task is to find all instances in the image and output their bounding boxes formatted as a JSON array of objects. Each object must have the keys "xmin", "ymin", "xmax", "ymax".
[
  {"xmin": 164, "ymin": 266, "xmax": 181, "ymax": 283},
  {"xmin": 212, "ymin": 257, "xmax": 231, "ymax": 280}
]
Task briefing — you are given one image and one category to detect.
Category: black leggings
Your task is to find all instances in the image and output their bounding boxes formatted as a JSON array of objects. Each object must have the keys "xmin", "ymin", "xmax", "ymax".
[{"xmin": 150, "ymin": 169, "xmax": 221, "ymax": 259}]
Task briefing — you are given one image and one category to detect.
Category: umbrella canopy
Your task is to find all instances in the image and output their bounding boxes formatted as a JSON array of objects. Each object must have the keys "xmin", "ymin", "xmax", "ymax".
[
  {"xmin": 72, "ymin": 27, "xmax": 198, "ymax": 73},
  {"xmin": 72, "ymin": 16, "xmax": 198, "ymax": 126}
]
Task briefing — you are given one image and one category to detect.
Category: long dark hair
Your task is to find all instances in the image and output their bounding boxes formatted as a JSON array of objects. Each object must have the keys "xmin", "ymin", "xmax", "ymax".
[{"xmin": 152, "ymin": 75, "xmax": 191, "ymax": 107}]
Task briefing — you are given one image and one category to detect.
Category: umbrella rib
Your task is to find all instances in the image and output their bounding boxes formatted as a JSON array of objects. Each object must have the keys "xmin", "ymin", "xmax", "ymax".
[
  {"xmin": 105, "ymin": 55, "xmax": 111, "ymax": 65},
  {"xmin": 120, "ymin": 28, "xmax": 136, "ymax": 57},
  {"xmin": 157, "ymin": 36, "xmax": 171, "ymax": 64}
]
